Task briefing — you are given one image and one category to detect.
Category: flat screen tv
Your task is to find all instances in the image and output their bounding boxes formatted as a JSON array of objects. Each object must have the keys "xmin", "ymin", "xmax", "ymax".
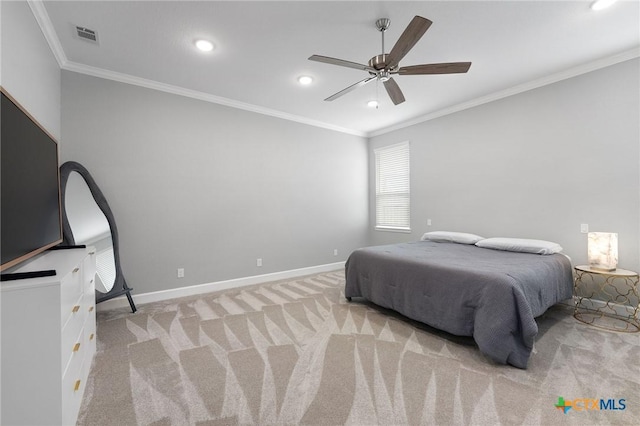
[{"xmin": 1, "ymin": 87, "xmax": 62, "ymax": 272}]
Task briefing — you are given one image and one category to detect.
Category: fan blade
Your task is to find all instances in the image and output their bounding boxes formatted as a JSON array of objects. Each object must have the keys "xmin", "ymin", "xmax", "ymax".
[
  {"xmin": 383, "ymin": 77, "xmax": 405, "ymax": 105},
  {"xmin": 398, "ymin": 62, "xmax": 471, "ymax": 75},
  {"xmin": 386, "ymin": 16, "xmax": 432, "ymax": 68},
  {"xmin": 309, "ymin": 55, "xmax": 376, "ymax": 72},
  {"xmin": 325, "ymin": 76, "xmax": 376, "ymax": 101}
]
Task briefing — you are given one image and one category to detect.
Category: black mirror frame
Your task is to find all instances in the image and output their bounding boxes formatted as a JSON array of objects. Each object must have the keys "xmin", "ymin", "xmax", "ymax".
[{"xmin": 59, "ymin": 161, "xmax": 136, "ymax": 313}]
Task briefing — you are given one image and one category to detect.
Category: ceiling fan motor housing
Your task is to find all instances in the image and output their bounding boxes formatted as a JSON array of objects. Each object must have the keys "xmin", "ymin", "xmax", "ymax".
[
  {"xmin": 369, "ymin": 54, "xmax": 400, "ymax": 73},
  {"xmin": 369, "ymin": 54, "xmax": 388, "ymax": 70}
]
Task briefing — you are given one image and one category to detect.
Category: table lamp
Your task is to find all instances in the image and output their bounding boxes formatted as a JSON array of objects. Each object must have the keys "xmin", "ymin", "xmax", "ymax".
[{"xmin": 587, "ymin": 232, "xmax": 618, "ymax": 271}]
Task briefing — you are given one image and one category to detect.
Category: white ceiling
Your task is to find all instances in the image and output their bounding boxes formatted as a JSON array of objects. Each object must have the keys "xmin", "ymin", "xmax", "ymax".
[{"xmin": 38, "ymin": 1, "xmax": 640, "ymax": 136}]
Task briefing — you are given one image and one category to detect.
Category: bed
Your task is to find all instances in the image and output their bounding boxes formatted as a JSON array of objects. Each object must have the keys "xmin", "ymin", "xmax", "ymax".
[{"xmin": 344, "ymin": 237, "xmax": 573, "ymax": 368}]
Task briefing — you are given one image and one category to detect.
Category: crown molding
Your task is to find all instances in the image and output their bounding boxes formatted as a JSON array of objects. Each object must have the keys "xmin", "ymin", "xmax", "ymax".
[
  {"xmin": 28, "ymin": 0, "xmax": 68, "ymax": 68},
  {"xmin": 367, "ymin": 47, "xmax": 640, "ymax": 137},
  {"xmin": 62, "ymin": 60, "xmax": 367, "ymax": 137},
  {"xmin": 62, "ymin": 47, "xmax": 639, "ymax": 140}
]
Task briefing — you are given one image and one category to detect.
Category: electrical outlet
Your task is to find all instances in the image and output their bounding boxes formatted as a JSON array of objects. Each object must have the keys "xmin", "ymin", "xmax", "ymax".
[
  {"xmin": 427, "ymin": 219, "xmax": 432, "ymax": 226},
  {"xmin": 333, "ymin": 249, "xmax": 338, "ymax": 256},
  {"xmin": 257, "ymin": 258, "xmax": 262, "ymax": 267},
  {"xmin": 177, "ymin": 268, "xmax": 185, "ymax": 278},
  {"xmin": 580, "ymin": 224, "xmax": 589, "ymax": 234}
]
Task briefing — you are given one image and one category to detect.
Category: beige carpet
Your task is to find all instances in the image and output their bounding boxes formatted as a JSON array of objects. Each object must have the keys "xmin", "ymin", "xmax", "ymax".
[{"xmin": 78, "ymin": 270, "xmax": 640, "ymax": 425}]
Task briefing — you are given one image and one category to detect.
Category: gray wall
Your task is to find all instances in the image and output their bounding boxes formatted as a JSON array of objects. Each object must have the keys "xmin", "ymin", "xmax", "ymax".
[
  {"xmin": 369, "ymin": 58, "xmax": 640, "ymax": 273},
  {"xmin": 1, "ymin": 1, "xmax": 61, "ymax": 139},
  {"xmin": 60, "ymin": 72, "xmax": 369, "ymax": 295}
]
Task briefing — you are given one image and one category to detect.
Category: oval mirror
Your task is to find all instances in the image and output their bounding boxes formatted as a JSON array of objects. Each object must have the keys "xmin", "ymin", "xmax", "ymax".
[
  {"xmin": 60, "ymin": 161, "xmax": 136, "ymax": 312},
  {"xmin": 65, "ymin": 172, "xmax": 115, "ymax": 293}
]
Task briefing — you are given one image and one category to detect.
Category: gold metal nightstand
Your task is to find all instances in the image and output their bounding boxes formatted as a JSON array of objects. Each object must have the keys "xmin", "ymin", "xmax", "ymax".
[{"xmin": 573, "ymin": 265, "xmax": 639, "ymax": 332}]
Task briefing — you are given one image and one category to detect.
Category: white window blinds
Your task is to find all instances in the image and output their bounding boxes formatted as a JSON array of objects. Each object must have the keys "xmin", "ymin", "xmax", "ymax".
[{"xmin": 375, "ymin": 142, "xmax": 410, "ymax": 231}]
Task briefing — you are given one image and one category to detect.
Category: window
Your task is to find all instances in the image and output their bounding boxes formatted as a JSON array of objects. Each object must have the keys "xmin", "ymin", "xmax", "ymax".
[{"xmin": 374, "ymin": 142, "xmax": 410, "ymax": 231}]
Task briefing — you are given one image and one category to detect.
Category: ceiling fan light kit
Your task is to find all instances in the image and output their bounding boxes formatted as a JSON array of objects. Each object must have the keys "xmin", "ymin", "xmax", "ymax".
[
  {"xmin": 309, "ymin": 15, "xmax": 471, "ymax": 106},
  {"xmin": 195, "ymin": 39, "xmax": 214, "ymax": 52},
  {"xmin": 297, "ymin": 75, "xmax": 313, "ymax": 85}
]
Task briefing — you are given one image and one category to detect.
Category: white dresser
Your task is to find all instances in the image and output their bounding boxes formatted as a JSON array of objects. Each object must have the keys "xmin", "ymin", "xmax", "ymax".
[{"xmin": 1, "ymin": 247, "xmax": 97, "ymax": 425}]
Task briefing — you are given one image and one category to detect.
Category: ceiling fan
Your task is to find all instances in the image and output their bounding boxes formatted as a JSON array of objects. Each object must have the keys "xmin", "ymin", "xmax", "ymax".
[{"xmin": 309, "ymin": 16, "xmax": 471, "ymax": 105}]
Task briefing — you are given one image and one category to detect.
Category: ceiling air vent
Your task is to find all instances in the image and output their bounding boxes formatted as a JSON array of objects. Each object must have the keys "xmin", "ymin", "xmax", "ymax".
[{"xmin": 75, "ymin": 26, "xmax": 99, "ymax": 44}]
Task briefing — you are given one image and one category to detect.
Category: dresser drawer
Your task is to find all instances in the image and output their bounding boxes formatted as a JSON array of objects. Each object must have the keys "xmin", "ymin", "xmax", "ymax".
[
  {"xmin": 84, "ymin": 292, "xmax": 97, "ymax": 352},
  {"xmin": 61, "ymin": 310, "xmax": 84, "ymax": 373},
  {"xmin": 84, "ymin": 250, "xmax": 97, "ymax": 290},
  {"xmin": 83, "ymin": 275, "xmax": 96, "ymax": 313},
  {"xmin": 83, "ymin": 319, "xmax": 97, "ymax": 381},
  {"xmin": 84, "ymin": 302, "xmax": 96, "ymax": 338},
  {"xmin": 61, "ymin": 343, "xmax": 86, "ymax": 426},
  {"xmin": 60, "ymin": 265, "xmax": 83, "ymax": 327}
]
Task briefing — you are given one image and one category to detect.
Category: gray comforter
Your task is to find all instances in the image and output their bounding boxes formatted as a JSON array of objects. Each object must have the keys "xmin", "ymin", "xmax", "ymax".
[{"xmin": 344, "ymin": 241, "xmax": 573, "ymax": 368}]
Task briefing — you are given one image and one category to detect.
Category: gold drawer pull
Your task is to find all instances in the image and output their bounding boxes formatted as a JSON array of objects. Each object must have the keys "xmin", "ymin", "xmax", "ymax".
[
  {"xmin": 72, "ymin": 305, "xmax": 80, "ymax": 313},
  {"xmin": 73, "ymin": 342, "xmax": 81, "ymax": 352},
  {"xmin": 72, "ymin": 267, "xmax": 80, "ymax": 273},
  {"xmin": 74, "ymin": 380, "xmax": 81, "ymax": 392},
  {"xmin": 89, "ymin": 333, "xmax": 95, "ymax": 341},
  {"xmin": 88, "ymin": 306, "xmax": 94, "ymax": 312}
]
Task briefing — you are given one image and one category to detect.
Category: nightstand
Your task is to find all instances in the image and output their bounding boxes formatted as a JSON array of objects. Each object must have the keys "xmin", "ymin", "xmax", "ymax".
[{"xmin": 573, "ymin": 265, "xmax": 639, "ymax": 332}]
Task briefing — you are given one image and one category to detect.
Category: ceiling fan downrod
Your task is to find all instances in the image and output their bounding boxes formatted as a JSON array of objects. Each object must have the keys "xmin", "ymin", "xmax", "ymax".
[
  {"xmin": 370, "ymin": 18, "xmax": 392, "ymax": 74},
  {"xmin": 375, "ymin": 18, "xmax": 391, "ymax": 54}
]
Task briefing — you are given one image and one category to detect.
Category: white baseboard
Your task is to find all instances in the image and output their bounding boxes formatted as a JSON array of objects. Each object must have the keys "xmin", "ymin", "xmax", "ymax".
[{"xmin": 97, "ymin": 261, "xmax": 345, "ymax": 311}]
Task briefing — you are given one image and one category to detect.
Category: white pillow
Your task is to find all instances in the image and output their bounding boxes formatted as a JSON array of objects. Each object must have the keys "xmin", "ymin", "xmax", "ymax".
[
  {"xmin": 475, "ymin": 237, "xmax": 563, "ymax": 255},
  {"xmin": 420, "ymin": 231, "xmax": 485, "ymax": 245}
]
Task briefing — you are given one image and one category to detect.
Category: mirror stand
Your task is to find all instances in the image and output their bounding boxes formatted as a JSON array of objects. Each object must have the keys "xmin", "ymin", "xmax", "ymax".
[{"xmin": 60, "ymin": 161, "xmax": 137, "ymax": 313}]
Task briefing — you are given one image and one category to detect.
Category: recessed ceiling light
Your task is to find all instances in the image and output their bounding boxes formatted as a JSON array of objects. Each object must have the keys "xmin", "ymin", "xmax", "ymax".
[
  {"xmin": 367, "ymin": 100, "xmax": 379, "ymax": 108},
  {"xmin": 591, "ymin": 0, "xmax": 618, "ymax": 10},
  {"xmin": 298, "ymin": 76, "xmax": 313, "ymax": 85},
  {"xmin": 195, "ymin": 39, "xmax": 214, "ymax": 52}
]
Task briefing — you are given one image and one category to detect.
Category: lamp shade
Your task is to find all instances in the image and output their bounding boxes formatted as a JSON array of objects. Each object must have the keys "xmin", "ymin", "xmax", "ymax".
[{"xmin": 587, "ymin": 232, "xmax": 618, "ymax": 271}]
